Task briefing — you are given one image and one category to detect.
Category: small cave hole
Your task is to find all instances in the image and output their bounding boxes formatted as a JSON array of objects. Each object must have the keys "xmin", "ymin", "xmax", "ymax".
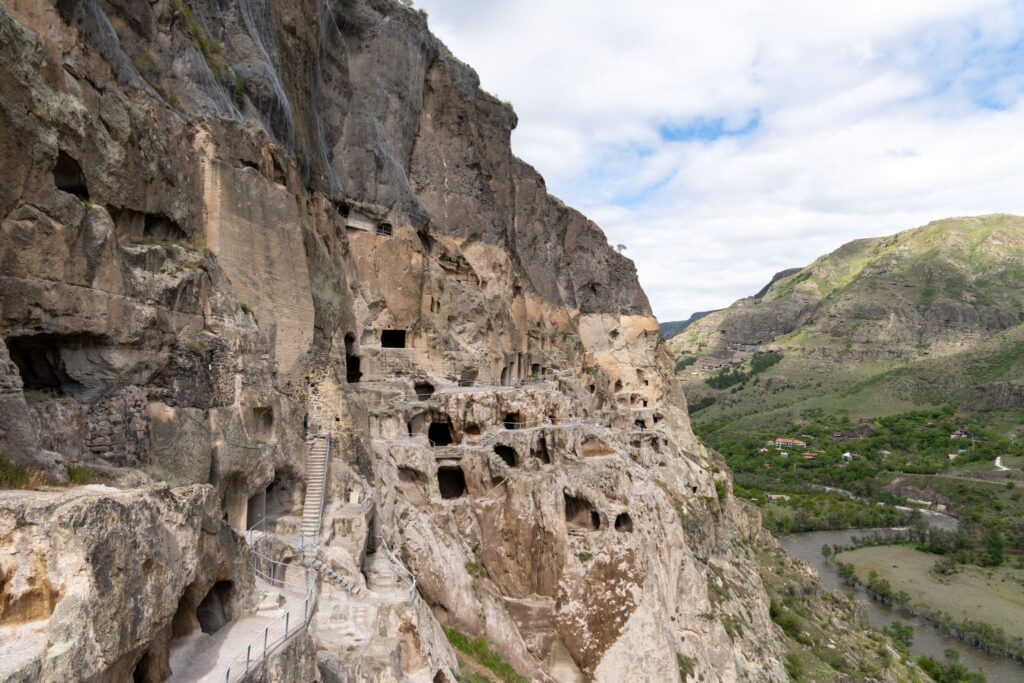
[
  {"xmin": 428, "ymin": 421, "xmax": 454, "ymax": 446},
  {"xmin": 381, "ymin": 329, "xmax": 407, "ymax": 348},
  {"xmin": 272, "ymin": 158, "xmax": 287, "ymax": 185},
  {"xmin": 414, "ymin": 381, "xmax": 435, "ymax": 400},
  {"xmin": 564, "ymin": 493, "xmax": 599, "ymax": 531},
  {"xmin": 53, "ymin": 150, "xmax": 89, "ymax": 199},
  {"xmin": 493, "ymin": 444, "xmax": 518, "ymax": 467},
  {"xmin": 614, "ymin": 512, "xmax": 634, "ymax": 533},
  {"xmin": 437, "ymin": 466, "xmax": 466, "ymax": 499},
  {"xmin": 614, "ymin": 379, "xmax": 623, "ymax": 392},
  {"xmin": 651, "ymin": 437, "xmax": 662, "ymax": 454},
  {"xmin": 196, "ymin": 581, "xmax": 233, "ymax": 634},
  {"xmin": 398, "ymin": 466, "xmax": 428, "ymax": 485},
  {"xmin": 503, "ymin": 412, "xmax": 523, "ymax": 430},
  {"xmin": 465, "ymin": 423, "xmax": 481, "ymax": 436},
  {"xmin": 334, "ymin": 200, "xmax": 351, "ymax": 218},
  {"xmin": 530, "ymin": 363, "xmax": 541, "ymax": 377},
  {"xmin": 634, "ymin": 419, "xmax": 646, "ymax": 430}
]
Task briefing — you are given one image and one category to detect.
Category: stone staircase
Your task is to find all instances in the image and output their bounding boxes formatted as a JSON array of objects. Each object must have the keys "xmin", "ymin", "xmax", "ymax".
[{"xmin": 301, "ymin": 434, "xmax": 330, "ymax": 545}]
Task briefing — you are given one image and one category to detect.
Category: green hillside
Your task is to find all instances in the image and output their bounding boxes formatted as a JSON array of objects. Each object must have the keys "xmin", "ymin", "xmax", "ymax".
[{"xmin": 670, "ymin": 214, "xmax": 1024, "ymax": 441}]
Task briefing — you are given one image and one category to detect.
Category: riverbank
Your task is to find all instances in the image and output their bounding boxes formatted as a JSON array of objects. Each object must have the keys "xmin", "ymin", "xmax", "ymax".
[
  {"xmin": 780, "ymin": 529, "xmax": 1024, "ymax": 683},
  {"xmin": 836, "ymin": 545, "xmax": 1024, "ymax": 663}
]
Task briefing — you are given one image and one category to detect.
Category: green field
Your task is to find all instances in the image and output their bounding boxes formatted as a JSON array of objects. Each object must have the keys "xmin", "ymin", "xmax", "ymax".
[{"xmin": 836, "ymin": 545, "xmax": 1024, "ymax": 641}]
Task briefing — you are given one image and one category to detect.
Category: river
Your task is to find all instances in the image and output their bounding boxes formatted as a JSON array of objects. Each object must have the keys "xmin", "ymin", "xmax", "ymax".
[{"xmin": 779, "ymin": 513, "xmax": 1024, "ymax": 683}]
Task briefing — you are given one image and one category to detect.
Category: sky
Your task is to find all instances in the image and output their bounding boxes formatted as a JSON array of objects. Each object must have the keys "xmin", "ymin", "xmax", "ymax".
[{"xmin": 415, "ymin": 0, "xmax": 1024, "ymax": 322}]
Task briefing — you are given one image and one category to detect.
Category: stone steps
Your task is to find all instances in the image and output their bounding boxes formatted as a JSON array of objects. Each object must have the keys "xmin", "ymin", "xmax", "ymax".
[{"xmin": 300, "ymin": 437, "xmax": 330, "ymax": 540}]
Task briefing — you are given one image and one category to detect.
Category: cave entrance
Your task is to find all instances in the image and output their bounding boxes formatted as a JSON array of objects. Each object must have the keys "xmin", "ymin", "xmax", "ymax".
[
  {"xmin": 437, "ymin": 466, "xmax": 466, "ymax": 499},
  {"xmin": 493, "ymin": 444, "xmax": 518, "ymax": 467},
  {"xmin": 252, "ymin": 407, "xmax": 273, "ymax": 443},
  {"xmin": 500, "ymin": 367, "xmax": 508, "ymax": 386},
  {"xmin": 458, "ymin": 367, "xmax": 478, "ymax": 386},
  {"xmin": 196, "ymin": 581, "xmax": 233, "ymax": 634},
  {"xmin": 614, "ymin": 512, "xmax": 634, "ymax": 533},
  {"xmin": 533, "ymin": 439, "xmax": 551, "ymax": 465},
  {"xmin": 414, "ymin": 381, "xmax": 435, "ymax": 400},
  {"xmin": 381, "ymin": 329, "xmax": 406, "ymax": 348},
  {"xmin": 5, "ymin": 333, "xmax": 108, "ymax": 397},
  {"xmin": 53, "ymin": 150, "xmax": 89, "ymax": 199},
  {"xmin": 503, "ymin": 412, "xmax": 523, "ymax": 430},
  {"xmin": 344, "ymin": 334, "xmax": 361, "ymax": 384},
  {"xmin": 131, "ymin": 647, "xmax": 165, "ymax": 683},
  {"xmin": 428, "ymin": 421, "xmax": 454, "ymax": 446},
  {"xmin": 564, "ymin": 493, "xmax": 599, "ymax": 531},
  {"xmin": 530, "ymin": 363, "xmax": 541, "ymax": 377},
  {"xmin": 246, "ymin": 487, "xmax": 266, "ymax": 531}
]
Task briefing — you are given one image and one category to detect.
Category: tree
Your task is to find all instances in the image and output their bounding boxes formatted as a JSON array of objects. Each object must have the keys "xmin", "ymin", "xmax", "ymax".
[
  {"xmin": 615, "ymin": 243, "xmax": 627, "ymax": 253},
  {"xmin": 983, "ymin": 526, "xmax": 1004, "ymax": 567},
  {"xmin": 883, "ymin": 622, "xmax": 914, "ymax": 653},
  {"xmin": 821, "ymin": 544, "xmax": 833, "ymax": 563}
]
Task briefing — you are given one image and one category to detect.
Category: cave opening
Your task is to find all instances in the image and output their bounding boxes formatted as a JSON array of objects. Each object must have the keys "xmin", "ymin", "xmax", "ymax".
[
  {"xmin": 458, "ymin": 367, "xmax": 479, "ymax": 386},
  {"xmin": 503, "ymin": 412, "xmax": 523, "ymax": 430},
  {"xmin": 437, "ymin": 466, "xmax": 466, "ymax": 499},
  {"xmin": 196, "ymin": 581, "xmax": 233, "ymax": 634},
  {"xmin": 634, "ymin": 419, "xmax": 646, "ymax": 430},
  {"xmin": 414, "ymin": 381, "xmax": 435, "ymax": 400},
  {"xmin": 533, "ymin": 439, "xmax": 551, "ymax": 464},
  {"xmin": 614, "ymin": 379, "xmax": 623, "ymax": 392},
  {"xmin": 131, "ymin": 647, "xmax": 163, "ymax": 683},
  {"xmin": 530, "ymin": 363, "xmax": 541, "ymax": 377},
  {"xmin": 5, "ymin": 333, "xmax": 109, "ymax": 397},
  {"xmin": 376, "ymin": 222, "xmax": 393, "ymax": 237},
  {"xmin": 615, "ymin": 512, "xmax": 634, "ymax": 532},
  {"xmin": 53, "ymin": 150, "xmax": 89, "ymax": 199},
  {"xmin": 564, "ymin": 493, "xmax": 599, "ymax": 531},
  {"xmin": 345, "ymin": 334, "xmax": 361, "ymax": 383},
  {"xmin": 381, "ymin": 329, "xmax": 406, "ymax": 348},
  {"xmin": 428, "ymin": 421, "xmax": 454, "ymax": 446},
  {"xmin": 465, "ymin": 423, "xmax": 481, "ymax": 437},
  {"xmin": 493, "ymin": 444, "xmax": 518, "ymax": 467},
  {"xmin": 252, "ymin": 406, "xmax": 273, "ymax": 443},
  {"xmin": 500, "ymin": 366, "xmax": 508, "ymax": 385}
]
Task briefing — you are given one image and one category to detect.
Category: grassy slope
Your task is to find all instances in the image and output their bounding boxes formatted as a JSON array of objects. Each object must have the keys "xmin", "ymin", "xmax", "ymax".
[
  {"xmin": 836, "ymin": 545, "xmax": 1024, "ymax": 641},
  {"xmin": 672, "ymin": 215, "xmax": 1024, "ymax": 440}
]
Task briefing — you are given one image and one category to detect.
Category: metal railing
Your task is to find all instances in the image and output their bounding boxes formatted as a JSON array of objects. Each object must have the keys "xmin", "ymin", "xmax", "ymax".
[
  {"xmin": 376, "ymin": 535, "xmax": 418, "ymax": 606},
  {"xmin": 222, "ymin": 552, "xmax": 317, "ymax": 682}
]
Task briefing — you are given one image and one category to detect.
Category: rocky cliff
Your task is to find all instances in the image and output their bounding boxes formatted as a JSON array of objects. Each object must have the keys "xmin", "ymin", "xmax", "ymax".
[{"xmin": 0, "ymin": 1, "xmax": 913, "ymax": 681}]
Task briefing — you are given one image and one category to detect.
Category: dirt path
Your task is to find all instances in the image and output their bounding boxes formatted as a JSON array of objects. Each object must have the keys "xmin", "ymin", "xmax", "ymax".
[{"xmin": 996, "ymin": 456, "xmax": 1010, "ymax": 471}]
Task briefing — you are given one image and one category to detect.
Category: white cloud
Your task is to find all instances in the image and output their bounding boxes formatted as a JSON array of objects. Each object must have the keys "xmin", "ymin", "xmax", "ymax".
[{"xmin": 417, "ymin": 0, "xmax": 1024, "ymax": 320}]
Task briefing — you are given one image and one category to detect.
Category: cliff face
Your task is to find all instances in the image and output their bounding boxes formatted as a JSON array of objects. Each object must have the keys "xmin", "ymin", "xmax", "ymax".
[{"xmin": 0, "ymin": 1, "xmax": 793, "ymax": 680}]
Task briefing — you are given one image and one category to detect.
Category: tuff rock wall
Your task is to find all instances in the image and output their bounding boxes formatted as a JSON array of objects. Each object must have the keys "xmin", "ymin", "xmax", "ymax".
[{"xmin": 0, "ymin": 0, "xmax": 790, "ymax": 680}]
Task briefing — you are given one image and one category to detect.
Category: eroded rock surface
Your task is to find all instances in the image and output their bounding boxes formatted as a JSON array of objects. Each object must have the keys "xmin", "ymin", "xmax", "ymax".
[{"xmin": 0, "ymin": 1, "xmax": 808, "ymax": 680}]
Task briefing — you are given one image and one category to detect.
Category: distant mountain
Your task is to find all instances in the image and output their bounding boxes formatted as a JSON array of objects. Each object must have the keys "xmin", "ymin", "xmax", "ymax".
[
  {"xmin": 668, "ymin": 214, "xmax": 1024, "ymax": 437},
  {"xmin": 660, "ymin": 309, "xmax": 720, "ymax": 340}
]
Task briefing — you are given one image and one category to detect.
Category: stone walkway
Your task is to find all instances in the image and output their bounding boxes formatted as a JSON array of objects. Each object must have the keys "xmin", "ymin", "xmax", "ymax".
[{"xmin": 167, "ymin": 580, "xmax": 308, "ymax": 683}]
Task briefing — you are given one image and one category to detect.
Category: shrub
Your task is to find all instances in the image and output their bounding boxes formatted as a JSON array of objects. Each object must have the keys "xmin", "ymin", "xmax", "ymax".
[{"xmin": 444, "ymin": 628, "xmax": 528, "ymax": 683}]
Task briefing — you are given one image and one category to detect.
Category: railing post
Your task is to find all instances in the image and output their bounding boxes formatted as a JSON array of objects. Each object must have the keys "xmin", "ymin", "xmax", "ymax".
[
  {"xmin": 245, "ymin": 644, "xmax": 250, "ymax": 673},
  {"xmin": 225, "ymin": 666, "xmax": 230, "ymax": 683},
  {"xmin": 285, "ymin": 611, "xmax": 290, "ymax": 638},
  {"xmin": 264, "ymin": 626, "xmax": 268, "ymax": 657}
]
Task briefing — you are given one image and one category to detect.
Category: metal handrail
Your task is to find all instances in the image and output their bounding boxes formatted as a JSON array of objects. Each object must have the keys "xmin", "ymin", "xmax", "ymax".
[
  {"xmin": 222, "ymin": 579, "xmax": 317, "ymax": 682},
  {"xmin": 376, "ymin": 535, "xmax": 418, "ymax": 606}
]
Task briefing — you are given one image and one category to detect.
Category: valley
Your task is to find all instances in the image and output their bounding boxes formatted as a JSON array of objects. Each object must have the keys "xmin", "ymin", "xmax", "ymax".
[{"xmin": 669, "ymin": 215, "xmax": 1024, "ymax": 680}]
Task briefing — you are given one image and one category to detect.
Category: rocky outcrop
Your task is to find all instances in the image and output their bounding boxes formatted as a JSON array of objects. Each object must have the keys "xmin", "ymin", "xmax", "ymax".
[{"xmin": 0, "ymin": 0, "xmax": 824, "ymax": 680}]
